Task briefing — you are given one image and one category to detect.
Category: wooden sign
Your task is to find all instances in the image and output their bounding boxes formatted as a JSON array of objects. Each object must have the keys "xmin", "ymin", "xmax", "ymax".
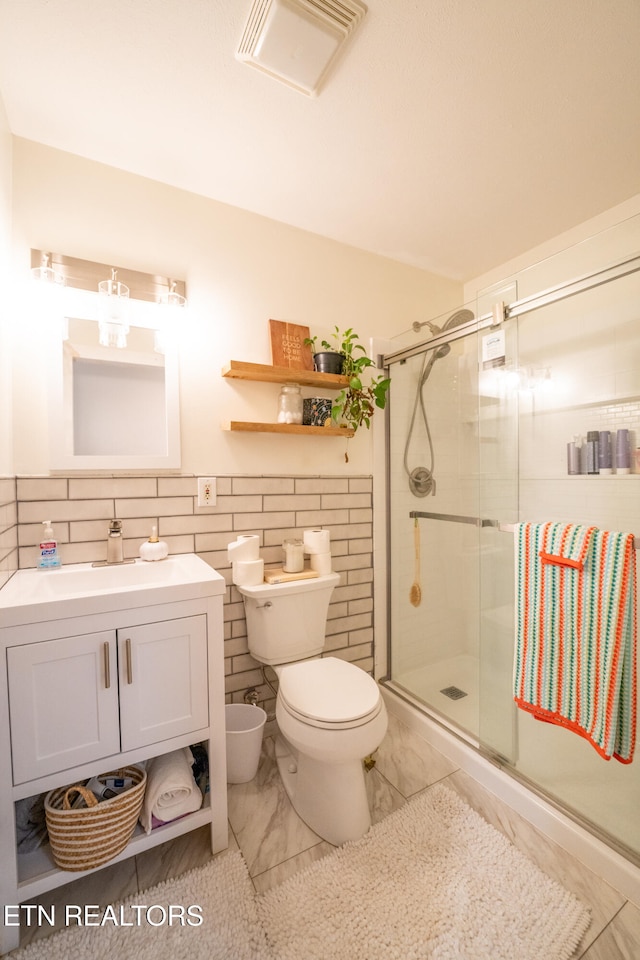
[{"xmin": 269, "ymin": 320, "xmax": 314, "ymax": 371}]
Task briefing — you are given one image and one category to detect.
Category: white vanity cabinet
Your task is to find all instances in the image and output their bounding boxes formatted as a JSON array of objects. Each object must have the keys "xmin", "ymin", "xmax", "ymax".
[
  {"xmin": 8, "ymin": 629, "xmax": 121, "ymax": 784},
  {"xmin": 8, "ymin": 615, "xmax": 209, "ymax": 785},
  {"xmin": 0, "ymin": 556, "xmax": 227, "ymax": 957},
  {"xmin": 117, "ymin": 615, "xmax": 209, "ymax": 752}
]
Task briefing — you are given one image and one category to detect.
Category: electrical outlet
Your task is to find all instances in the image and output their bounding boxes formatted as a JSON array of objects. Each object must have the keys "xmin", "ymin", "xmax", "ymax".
[{"xmin": 197, "ymin": 477, "xmax": 216, "ymax": 507}]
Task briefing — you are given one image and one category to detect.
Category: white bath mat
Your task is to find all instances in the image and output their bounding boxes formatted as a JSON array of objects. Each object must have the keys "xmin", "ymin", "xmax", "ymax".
[
  {"xmin": 11, "ymin": 851, "xmax": 270, "ymax": 960},
  {"xmin": 259, "ymin": 784, "xmax": 591, "ymax": 960}
]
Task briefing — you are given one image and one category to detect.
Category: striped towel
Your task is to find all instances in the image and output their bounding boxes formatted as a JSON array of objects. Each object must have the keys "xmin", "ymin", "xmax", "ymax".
[{"xmin": 514, "ymin": 522, "xmax": 637, "ymax": 763}]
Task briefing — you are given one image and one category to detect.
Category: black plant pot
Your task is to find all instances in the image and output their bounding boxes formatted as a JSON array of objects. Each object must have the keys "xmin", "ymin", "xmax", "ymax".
[{"xmin": 313, "ymin": 351, "xmax": 344, "ymax": 375}]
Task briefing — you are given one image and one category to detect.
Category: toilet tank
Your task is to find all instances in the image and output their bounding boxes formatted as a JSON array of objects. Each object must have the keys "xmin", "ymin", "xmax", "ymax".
[{"xmin": 238, "ymin": 572, "xmax": 340, "ymax": 665}]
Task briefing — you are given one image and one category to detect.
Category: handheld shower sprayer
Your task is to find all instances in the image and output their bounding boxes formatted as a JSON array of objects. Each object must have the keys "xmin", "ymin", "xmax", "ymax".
[
  {"xmin": 419, "ymin": 343, "xmax": 451, "ymax": 385},
  {"xmin": 404, "ymin": 308, "xmax": 474, "ymax": 497}
]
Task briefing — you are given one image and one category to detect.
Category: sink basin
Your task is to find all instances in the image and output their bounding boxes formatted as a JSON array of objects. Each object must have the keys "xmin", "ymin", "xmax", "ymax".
[
  {"xmin": 0, "ymin": 554, "xmax": 225, "ymax": 627},
  {"xmin": 34, "ymin": 556, "xmax": 207, "ymax": 597}
]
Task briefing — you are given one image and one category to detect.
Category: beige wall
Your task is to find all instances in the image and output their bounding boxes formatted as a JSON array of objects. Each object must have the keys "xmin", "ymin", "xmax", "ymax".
[
  {"xmin": 0, "ymin": 95, "xmax": 12, "ymax": 476},
  {"xmin": 0, "ymin": 95, "xmax": 17, "ymax": 587},
  {"xmin": 464, "ymin": 194, "xmax": 640, "ymax": 303},
  {"xmin": 11, "ymin": 138, "xmax": 462, "ymax": 477}
]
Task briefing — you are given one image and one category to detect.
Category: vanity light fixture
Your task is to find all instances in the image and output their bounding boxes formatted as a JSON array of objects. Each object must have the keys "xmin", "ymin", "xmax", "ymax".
[
  {"xmin": 31, "ymin": 251, "xmax": 65, "ymax": 287},
  {"xmin": 98, "ymin": 268, "xmax": 130, "ymax": 349},
  {"xmin": 30, "ymin": 251, "xmax": 67, "ymax": 339},
  {"xmin": 165, "ymin": 280, "xmax": 187, "ymax": 310},
  {"xmin": 30, "ymin": 251, "xmax": 187, "ymax": 347},
  {"xmin": 154, "ymin": 280, "xmax": 187, "ymax": 354}
]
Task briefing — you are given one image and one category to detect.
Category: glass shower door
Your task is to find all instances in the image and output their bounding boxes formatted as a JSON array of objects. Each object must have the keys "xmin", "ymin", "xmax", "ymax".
[
  {"xmin": 387, "ymin": 323, "xmax": 483, "ymax": 737},
  {"xmin": 387, "ymin": 217, "xmax": 640, "ymax": 861},
  {"xmin": 502, "ymin": 268, "xmax": 640, "ymax": 857}
]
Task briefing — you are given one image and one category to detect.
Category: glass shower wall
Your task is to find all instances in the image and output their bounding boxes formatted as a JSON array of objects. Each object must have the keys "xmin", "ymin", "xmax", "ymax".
[
  {"xmin": 502, "ymin": 266, "xmax": 640, "ymax": 857},
  {"xmin": 477, "ymin": 316, "xmax": 519, "ymax": 762},
  {"xmin": 388, "ymin": 311, "xmax": 482, "ymax": 735},
  {"xmin": 386, "ymin": 213, "xmax": 640, "ymax": 861}
]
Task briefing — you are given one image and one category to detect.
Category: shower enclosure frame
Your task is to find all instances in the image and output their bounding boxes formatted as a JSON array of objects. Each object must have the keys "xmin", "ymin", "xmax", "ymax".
[{"xmin": 377, "ymin": 239, "xmax": 640, "ymax": 901}]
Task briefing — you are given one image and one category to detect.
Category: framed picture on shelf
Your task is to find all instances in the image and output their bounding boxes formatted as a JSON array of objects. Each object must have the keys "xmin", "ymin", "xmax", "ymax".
[{"xmin": 269, "ymin": 319, "xmax": 314, "ymax": 371}]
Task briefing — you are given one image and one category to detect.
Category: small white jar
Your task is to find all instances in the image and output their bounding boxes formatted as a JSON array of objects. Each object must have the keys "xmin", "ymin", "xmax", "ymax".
[
  {"xmin": 277, "ymin": 384, "xmax": 303, "ymax": 424},
  {"xmin": 283, "ymin": 538, "xmax": 304, "ymax": 572}
]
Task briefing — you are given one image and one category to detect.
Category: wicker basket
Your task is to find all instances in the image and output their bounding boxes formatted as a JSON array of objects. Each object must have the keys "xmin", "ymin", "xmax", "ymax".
[{"xmin": 44, "ymin": 765, "xmax": 146, "ymax": 871}]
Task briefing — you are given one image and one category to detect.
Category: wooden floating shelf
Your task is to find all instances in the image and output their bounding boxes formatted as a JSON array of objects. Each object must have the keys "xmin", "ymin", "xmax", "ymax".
[
  {"xmin": 224, "ymin": 421, "xmax": 355, "ymax": 438},
  {"xmin": 222, "ymin": 360, "xmax": 348, "ymax": 390}
]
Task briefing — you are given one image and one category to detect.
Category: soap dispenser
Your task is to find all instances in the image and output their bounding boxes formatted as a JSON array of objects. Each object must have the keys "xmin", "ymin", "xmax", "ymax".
[
  {"xmin": 139, "ymin": 525, "xmax": 169, "ymax": 561},
  {"xmin": 37, "ymin": 521, "xmax": 61, "ymax": 568}
]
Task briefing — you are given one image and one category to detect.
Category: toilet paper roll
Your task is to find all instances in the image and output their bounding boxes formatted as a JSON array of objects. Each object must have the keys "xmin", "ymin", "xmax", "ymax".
[
  {"xmin": 227, "ymin": 535, "xmax": 260, "ymax": 563},
  {"xmin": 309, "ymin": 552, "xmax": 332, "ymax": 576},
  {"xmin": 303, "ymin": 528, "xmax": 331, "ymax": 555},
  {"xmin": 232, "ymin": 559, "xmax": 264, "ymax": 586}
]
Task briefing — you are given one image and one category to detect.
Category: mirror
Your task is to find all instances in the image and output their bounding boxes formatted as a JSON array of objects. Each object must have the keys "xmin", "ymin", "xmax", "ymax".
[{"xmin": 48, "ymin": 316, "xmax": 181, "ymax": 470}]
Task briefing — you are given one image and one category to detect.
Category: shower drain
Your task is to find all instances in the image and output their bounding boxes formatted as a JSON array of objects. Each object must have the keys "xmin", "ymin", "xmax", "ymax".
[{"xmin": 440, "ymin": 686, "xmax": 468, "ymax": 701}]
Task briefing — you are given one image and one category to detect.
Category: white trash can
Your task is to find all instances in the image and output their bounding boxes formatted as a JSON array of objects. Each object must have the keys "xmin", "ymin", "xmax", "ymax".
[{"xmin": 225, "ymin": 703, "xmax": 267, "ymax": 784}]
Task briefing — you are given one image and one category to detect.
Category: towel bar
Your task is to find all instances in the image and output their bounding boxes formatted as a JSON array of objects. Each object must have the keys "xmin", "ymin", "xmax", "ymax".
[
  {"xmin": 497, "ymin": 521, "xmax": 639, "ymax": 550},
  {"xmin": 408, "ymin": 512, "xmax": 639, "ymax": 550}
]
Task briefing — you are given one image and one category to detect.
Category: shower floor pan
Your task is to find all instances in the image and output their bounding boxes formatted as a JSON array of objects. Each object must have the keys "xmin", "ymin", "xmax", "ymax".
[{"xmin": 392, "ymin": 653, "xmax": 480, "ymax": 739}]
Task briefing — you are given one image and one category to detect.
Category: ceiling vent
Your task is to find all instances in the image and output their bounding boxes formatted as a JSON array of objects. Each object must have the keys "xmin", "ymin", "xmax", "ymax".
[{"xmin": 236, "ymin": 0, "xmax": 367, "ymax": 97}]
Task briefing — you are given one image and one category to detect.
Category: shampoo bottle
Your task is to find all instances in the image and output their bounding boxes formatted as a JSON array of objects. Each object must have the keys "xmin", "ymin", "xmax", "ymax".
[
  {"xmin": 598, "ymin": 430, "xmax": 612, "ymax": 474},
  {"xmin": 616, "ymin": 429, "xmax": 631, "ymax": 474},
  {"xmin": 586, "ymin": 431, "xmax": 599, "ymax": 475},
  {"xmin": 37, "ymin": 521, "xmax": 61, "ymax": 569},
  {"xmin": 566, "ymin": 437, "xmax": 580, "ymax": 475}
]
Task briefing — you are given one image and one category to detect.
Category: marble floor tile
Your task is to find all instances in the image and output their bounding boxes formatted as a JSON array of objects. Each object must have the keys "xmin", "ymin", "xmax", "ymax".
[
  {"xmin": 227, "ymin": 738, "xmax": 321, "ymax": 877},
  {"xmin": 374, "ymin": 711, "xmax": 458, "ymax": 798},
  {"xmin": 135, "ymin": 823, "xmax": 235, "ymax": 891},
  {"xmin": 16, "ymin": 717, "xmax": 636, "ymax": 958},
  {"xmin": 252, "ymin": 840, "xmax": 334, "ymax": 894},
  {"xmin": 580, "ymin": 901, "xmax": 640, "ymax": 959},
  {"xmin": 444, "ymin": 768, "xmax": 625, "ymax": 957},
  {"xmin": 365, "ymin": 764, "xmax": 407, "ymax": 824}
]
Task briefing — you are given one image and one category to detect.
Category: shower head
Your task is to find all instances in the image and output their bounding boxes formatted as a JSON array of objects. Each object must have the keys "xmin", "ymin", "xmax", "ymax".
[
  {"xmin": 443, "ymin": 308, "xmax": 474, "ymax": 331},
  {"xmin": 424, "ymin": 320, "xmax": 443, "ymax": 336},
  {"xmin": 412, "ymin": 308, "xmax": 474, "ymax": 336}
]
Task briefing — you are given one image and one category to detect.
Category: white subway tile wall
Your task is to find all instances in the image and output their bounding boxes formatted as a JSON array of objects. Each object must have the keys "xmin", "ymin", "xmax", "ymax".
[
  {"xmin": 0, "ymin": 477, "xmax": 17, "ymax": 589},
  {"xmin": 13, "ymin": 475, "xmax": 374, "ymax": 709}
]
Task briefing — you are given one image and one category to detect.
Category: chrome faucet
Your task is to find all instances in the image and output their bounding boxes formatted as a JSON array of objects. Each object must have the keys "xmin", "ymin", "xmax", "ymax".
[
  {"xmin": 106, "ymin": 519, "xmax": 124, "ymax": 564},
  {"xmin": 92, "ymin": 519, "xmax": 134, "ymax": 567}
]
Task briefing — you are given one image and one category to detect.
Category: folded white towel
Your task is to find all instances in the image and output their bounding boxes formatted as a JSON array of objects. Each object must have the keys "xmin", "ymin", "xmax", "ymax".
[{"xmin": 139, "ymin": 747, "xmax": 202, "ymax": 834}]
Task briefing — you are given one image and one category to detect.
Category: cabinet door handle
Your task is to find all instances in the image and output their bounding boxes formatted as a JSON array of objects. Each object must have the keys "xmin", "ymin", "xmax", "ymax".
[
  {"xmin": 125, "ymin": 638, "xmax": 133, "ymax": 684},
  {"xmin": 103, "ymin": 641, "xmax": 111, "ymax": 689}
]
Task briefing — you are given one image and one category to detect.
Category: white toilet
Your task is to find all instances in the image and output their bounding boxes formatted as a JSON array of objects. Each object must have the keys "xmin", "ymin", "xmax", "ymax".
[{"xmin": 237, "ymin": 571, "xmax": 388, "ymax": 846}]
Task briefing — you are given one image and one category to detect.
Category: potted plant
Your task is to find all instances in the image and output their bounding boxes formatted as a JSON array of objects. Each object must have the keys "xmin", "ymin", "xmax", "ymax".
[
  {"xmin": 304, "ymin": 329, "xmax": 345, "ymax": 375},
  {"xmin": 305, "ymin": 326, "xmax": 391, "ymax": 434}
]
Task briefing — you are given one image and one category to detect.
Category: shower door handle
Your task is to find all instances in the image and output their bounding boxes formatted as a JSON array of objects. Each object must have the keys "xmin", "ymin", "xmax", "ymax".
[{"xmin": 409, "ymin": 510, "xmax": 484, "ymax": 526}]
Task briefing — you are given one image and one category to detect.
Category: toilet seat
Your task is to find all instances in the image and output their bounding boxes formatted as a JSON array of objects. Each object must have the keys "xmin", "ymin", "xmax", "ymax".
[{"xmin": 278, "ymin": 656, "xmax": 382, "ymax": 730}]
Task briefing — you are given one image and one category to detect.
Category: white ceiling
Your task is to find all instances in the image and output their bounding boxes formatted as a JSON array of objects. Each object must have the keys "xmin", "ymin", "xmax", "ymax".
[{"xmin": 1, "ymin": 0, "xmax": 639, "ymax": 281}]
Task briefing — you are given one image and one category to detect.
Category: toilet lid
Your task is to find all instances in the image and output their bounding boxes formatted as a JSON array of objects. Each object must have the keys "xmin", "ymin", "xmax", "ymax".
[{"xmin": 278, "ymin": 657, "xmax": 380, "ymax": 724}]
